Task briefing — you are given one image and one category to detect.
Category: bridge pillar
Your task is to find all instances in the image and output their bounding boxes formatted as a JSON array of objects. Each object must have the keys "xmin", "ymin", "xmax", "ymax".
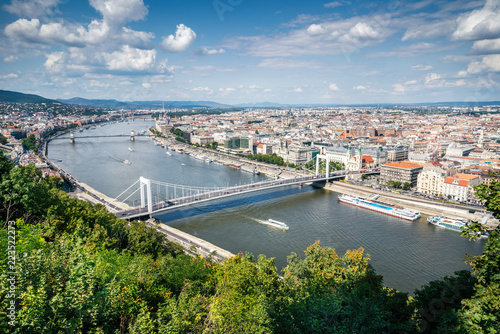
[
  {"xmin": 315, "ymin": 154, "xmax": 319, "ymax": 175},
  {"xmin": 139, "ymin": 176, "xmax": 153, "ymax": 214},
  {"xmin": 130, "ymin": 130, "xmax": 135, "ymax": 141},
  {"xmin": 326, "ymin": 156, "xmax": 330, "ymax": 181},
  {"xmin": 70, "ymin": 132, "xmax": 75, "ymax": 144}
]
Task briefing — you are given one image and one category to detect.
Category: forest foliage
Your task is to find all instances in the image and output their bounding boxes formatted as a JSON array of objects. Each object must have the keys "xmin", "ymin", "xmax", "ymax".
[{"xmin": 1, "ymin": 153, "xmax": 499, "ymax": 333}]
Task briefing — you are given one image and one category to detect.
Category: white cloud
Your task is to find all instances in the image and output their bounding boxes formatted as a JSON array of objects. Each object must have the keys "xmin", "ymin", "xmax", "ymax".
[
  {"xmin": 393, "ymin": 83, "xmax": 405, "ymax": 94},
  {"xmin": 103, "ymin": 45, "xmax": 156, "ymax": 72},
  {"xmin": 229, "ymin": 14, "xmax": 391, "ymax": 57},
  {"xmin": 353, "ymin": 85, "xmax": 365, "ymax": 90},
  {"xmin": 471, "ymin": 38, "xmax": 500, "ymax": 54},
  {"xmin": 306, "ymin": 24, "xmax": 325, "ymax": 36},
  {"xmin": 452, "ymin": 0, "xmax": 500, "ymax": 41},
  {"xmin": 4, "ymin": 55, "xmax": 18, "ymax": 62},
  {"xmin": 324, "ymin": 1, "xmax": 343, "ymax": 8},
  {"xmin": 161, "ymin": 24, "xmax": 197, "ymax": 52},
  {"xmin": 0, "ymin": 73, "xmax": 19, "ymax": 80},
  {"xmin": 89, "ymin": 0, "xmax": 148, "ymax": 27},
  {"xmin": 294, "ymin": 87, "xmax": 303, "ymax": 93},
  {"xmin": 411, "ymin": 64, "xmax": 433, "ymax": 71},
  {"xmin": 402, "ymin": 20, "xmax": 456, "ymax": 41},
  {"xmin": 466, "ymin": 54, "xmax": 500, "ymax": 74},
  {"xmin": 194, "ymin": 47, "xmax": 225, "ymax": 56},
  {"xmin": 425, "ymin": 72, "xmax": 441, "ymax": 84},
  {"xmin": 404, "ymin": 80, "xmax": 417, "ymax": 85},
  {"xmin": 329, "ymin": 83, "xmax": 339, "ymax": 90},
  {"xmin": 3, "ymin": 0, "xmax": 60, "ymax": 18},
  {"xmin": 249, "ymin": 84, "xmax": 262, "ymax": 89}
]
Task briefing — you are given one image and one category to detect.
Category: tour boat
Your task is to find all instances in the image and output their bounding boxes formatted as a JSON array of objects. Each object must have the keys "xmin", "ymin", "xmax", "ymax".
[{"xmin": 264, "ymin": 219, "xmax": 289, "ymax": 230}]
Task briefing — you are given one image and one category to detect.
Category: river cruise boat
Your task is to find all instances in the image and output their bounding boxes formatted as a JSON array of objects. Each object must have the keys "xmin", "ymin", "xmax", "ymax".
[
  {"xmin": 265, "ymin": 219, "xmax": 289, "ymax": 230},
  {"xmin": 427, "ymin": 216, "xmax": 468, "ymax": 232},
  {"xmin": 338, "ymin": 194, "xmax": 420, "ymax": 221}
]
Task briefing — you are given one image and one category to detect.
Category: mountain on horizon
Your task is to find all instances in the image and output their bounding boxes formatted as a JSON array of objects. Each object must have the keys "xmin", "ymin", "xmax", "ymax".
[
  {"xmin": 0, "ymin": 89, "xmax": 60, "ymax": 104},
  {"xmin": 58, "ymin": 97, "xmax": 234, "ymax": 109}
]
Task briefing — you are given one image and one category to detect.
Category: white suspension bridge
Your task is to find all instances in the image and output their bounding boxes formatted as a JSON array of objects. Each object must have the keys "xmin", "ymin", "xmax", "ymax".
[{"xmin": 107, "ymin": 169, "xmax": 380, "ymax": 220}]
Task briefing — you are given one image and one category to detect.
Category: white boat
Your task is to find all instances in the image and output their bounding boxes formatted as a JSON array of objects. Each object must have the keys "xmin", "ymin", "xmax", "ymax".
[
  {"xmin": 338, "ymin": 194, "xmax": 420, "ymax": 221},
  {"xmin": 264, "ymin": 219, "xmax": 289, "ymax": 230},
  {"xmin": 166, "ymin": 152, "xmax": 171, "ymax": 156},
  {"xmin": 128, "ymin": 147, "xmax": 133, "ymax": 152},
  {"xmin": 427, "ymin": 216, "xmax": 488, "ymax": 238},
  {"xmin": 124, "ymin": 160, "xmax": 131, "ymax": 165}
]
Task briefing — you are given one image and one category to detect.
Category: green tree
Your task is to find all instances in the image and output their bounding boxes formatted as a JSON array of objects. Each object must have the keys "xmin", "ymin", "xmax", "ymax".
[
  {"xmin": 455, "ymin": 176, "xmax": 500, "ymax": 333},
  {"xmin": 413, "ymin": 270, "xmax": 477, "ymax": 333},
  {"xmin": 21, "ymin": 134, "xmax": 38, "ymax": 151},
  {"xmin": 402, "ymin": 182, "xmax": 411, "ymax": 190}
]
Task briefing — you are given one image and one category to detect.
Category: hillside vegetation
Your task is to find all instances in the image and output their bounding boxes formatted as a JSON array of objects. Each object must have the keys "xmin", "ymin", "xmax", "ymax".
[{"xmin": 0, "ymin": 153, "xmax": 498, "ymax": 333}]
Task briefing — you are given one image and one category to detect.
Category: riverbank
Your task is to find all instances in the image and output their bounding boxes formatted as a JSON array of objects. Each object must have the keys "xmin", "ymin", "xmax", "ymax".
[
  {"xmin": 325, "ymin": 181, "xmax": 498, "ymax": 227},
  {"xmin": 150, "ymin": 131, "xmax": 308, "ymax": 180}
]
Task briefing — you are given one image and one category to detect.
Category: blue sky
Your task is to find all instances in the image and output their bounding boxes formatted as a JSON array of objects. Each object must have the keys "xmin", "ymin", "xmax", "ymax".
[{"xmin": 0, "ymin": 0, "xmax": 499, "ymax": 104}]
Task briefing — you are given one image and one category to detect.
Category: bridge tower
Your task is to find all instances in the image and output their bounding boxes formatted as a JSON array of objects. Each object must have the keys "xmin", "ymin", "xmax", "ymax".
[
  {"xmin": 70, "ymin": 132, "xmax": 75, "ymax": 144},
  {"xmin": 315, "ymin": 153, "xmax": 330, "ymax": 180},
  {"xmin": 139, "ymin": 176, "xmax": 153, "ymax": 214},
  {"xmin": 130, "ymin": 130, "xmax": 135, "ymax": 141}
]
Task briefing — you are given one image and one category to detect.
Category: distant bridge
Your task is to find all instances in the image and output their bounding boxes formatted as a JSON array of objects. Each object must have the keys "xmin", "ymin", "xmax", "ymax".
[
  {"xmin": 108, "ymin": 170, "xmax": 379, "ymax": 220},
  {"xmin": 50, "ymin": 130, "xmax": 152, "ymax": 143}
]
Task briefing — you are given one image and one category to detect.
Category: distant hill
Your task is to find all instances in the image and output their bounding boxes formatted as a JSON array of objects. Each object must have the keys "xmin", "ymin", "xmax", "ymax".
[
  {"xmin": 58, "ymin": 97, "xmax": 234, "ymax": 109},
  {"xmin": 0, "ymin": 89, "xmax": 60, "ymax": 104}
]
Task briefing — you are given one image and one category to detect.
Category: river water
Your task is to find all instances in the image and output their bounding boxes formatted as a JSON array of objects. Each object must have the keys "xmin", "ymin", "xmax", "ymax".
[{"xmin": 47, "ymin": 119, "xmax": 485, "ymax": 294}]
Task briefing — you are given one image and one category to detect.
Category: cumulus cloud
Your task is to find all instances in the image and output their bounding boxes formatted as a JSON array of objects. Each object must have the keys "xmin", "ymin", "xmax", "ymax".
[
  {"xmin": 329, "ymin": 83, "xmax": 339, "ymax": 90},
  {"xmin": 294, "ymin": 87, "xmax": 303, "ymax": 93},
  {"xmin": 4, "ymin": 55, "xmax": 18, "ymax": 62},
  {"xmin": 306, "ymin": 24, "xmax": 325, "ymax": 36},
  {"xmin": 393, "ymin": 83, "xmax": 405, "ymax": 94},
  {"xmin": 425, "ymin": 72, "xmax": 441, "ymax": 84},
  {"xmin": 324, "ymin": 1, "xmax": 343, "ymax": 8},
  {"xmin": 0, "ymin": 73, "xmax": 19, "ymax": 80},
  {"xmin": 3, "ymin": 0, "xmax": 60, "ymax": 18},
  {"xmin": 466, "ymin": 54, "xmax": 500, "ymax": 74},
  {"xmin": 411, "ymin": 64, "xmax": 433, "ymax": 71},
  {"xmin": 103, "ymin": 45, "xmax": 156, "ymax": 72},
  {"xmin": 161, "ymin": 24, "xmax": 197, "ymax": 52},
  {"xmin": 353, "ymin": 85, "xmax": 365, "ymax": 90},
  {"xmin": 228, "ymin": 14, "xmax": 391, "ymax": 57},
  {"xmin": 194, "ymin": 47, "xmax": 225, "ymax": 56},
  {"xmin": 89, "ymin": 0, "xmax": 148, "ymax": 27},
  {"xmin": 471, "ymin": 38, "xmax": 500, "ymax": 54},
  {"xmin": 339, "ymin": 22, "xmax": 381, "ymax": 45},
  {"xmin": 452, "ymin": 0, "xmax": 500, "ymax": 41}
]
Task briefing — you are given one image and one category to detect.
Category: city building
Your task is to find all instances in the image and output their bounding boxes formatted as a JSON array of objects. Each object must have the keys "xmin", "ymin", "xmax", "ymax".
[
  {"xmin": 442, "ymin": 173, "xmax": 482, "ymax": 203},
  {"xmin": 380, "ymin": 161, "xmax": 423, "ymax": 187},
  {"xmin": 416, "ymin": 165, "xmax": 447, "ymax": 197}
]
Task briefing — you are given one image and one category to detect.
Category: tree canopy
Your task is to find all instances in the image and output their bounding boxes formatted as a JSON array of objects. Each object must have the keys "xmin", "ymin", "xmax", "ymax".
[{"xmin": 1, "ymin": 162, "xmax": 499, "ymax": 333}]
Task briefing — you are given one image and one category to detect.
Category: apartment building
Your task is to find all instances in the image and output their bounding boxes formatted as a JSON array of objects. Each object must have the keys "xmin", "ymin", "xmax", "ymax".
[
  {"xmin": 380, "ymin": 161, "xmax": 423, "ymax": 187},
  {"xmin": 442, "ymin": 173, "xmax": 482, "ymax": 203}
]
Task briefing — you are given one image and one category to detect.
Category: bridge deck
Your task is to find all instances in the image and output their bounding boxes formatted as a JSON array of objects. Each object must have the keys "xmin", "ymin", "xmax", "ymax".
[{"xmin": 117, "ymin": 174, "xmax": 333, "ymax": 219}]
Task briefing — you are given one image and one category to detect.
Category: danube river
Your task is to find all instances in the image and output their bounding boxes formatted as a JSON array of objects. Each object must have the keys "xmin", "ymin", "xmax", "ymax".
[{"xmin": 47, "ymin": 119, "xmax": 485, "ymax": 293}]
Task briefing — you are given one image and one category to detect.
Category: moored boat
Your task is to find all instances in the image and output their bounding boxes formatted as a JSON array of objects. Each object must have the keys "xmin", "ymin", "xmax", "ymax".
[{"xmin": 338, "ymin": 194, "xmax": 420, "ymax": 221}]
